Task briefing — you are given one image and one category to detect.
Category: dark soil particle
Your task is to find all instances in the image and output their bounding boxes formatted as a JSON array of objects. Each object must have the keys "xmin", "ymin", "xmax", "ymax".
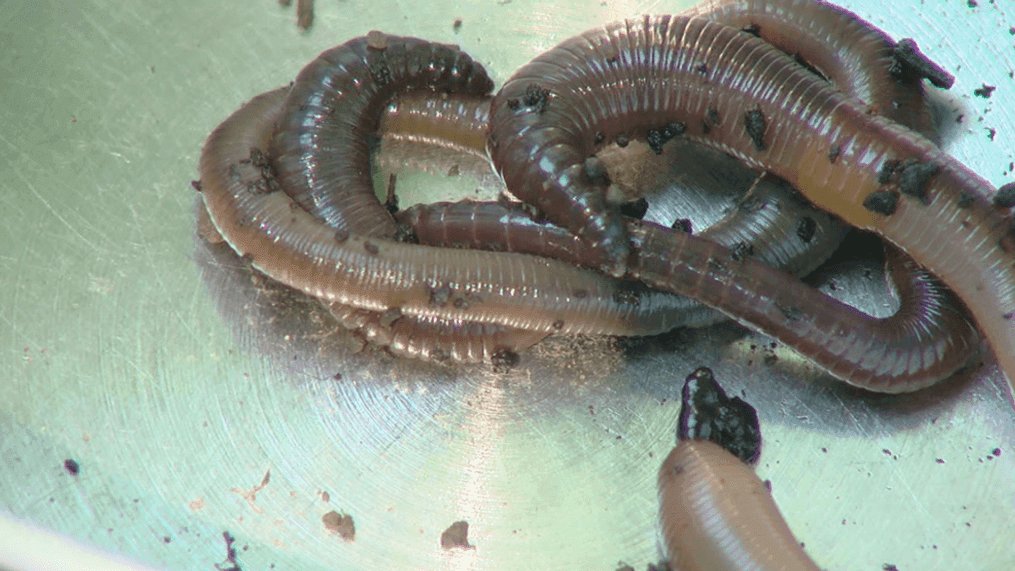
[
  {"xmin": 863, "ymin": 191, "xmax": 899, "ymax": 215},
  {"xmin": 741, "ymin": 23, "xmax": 761, "ymax": 37},
  {"xmin": 973, "ymin": 83, "xmax": 996, "ymax": 98},
  {"xmin": 898, "ymin": 160, "xmax": 939, "ymax": 202},
  {"xmin": 671, "ymin": 218, "xmax": 693, "ymax": 234},
  {"xmin": 878, "ymin": 159, "xmax": 901, "ymax": 184},
  {"xmin": 677, "ymin": 367, "xmax": 761, "ymax": 464},
  {"xmin": 322, "ymin": 511, "xmax": 356, "ymax": 540},
  {"xmin": 890, "ymin": 38, "xmax": 955, "ymax": 88},
  {"xmin": 491, "ymin": 349, "xmax": 520, "ymax": 372},
  {"xmin": 440, "ymin": 521, "xmax": 474, "ymax": 549},
  {"xmin": 730, "ymin": 241, "xmax": 753, "ymax": 261},
  {"xmin": 743, "ymin": 108, "xmax": 767, "ymax": 151},
  {"xmin": 993, "ymin": 182, "xmax": 1015, "ymax": 208},
  {"xmin": 796, "ymin": 216, "xmax": 817, "ymax": 243},
  {"xmin": 827, "ymin": 145, "xmax": 841, "ymax": 164},
  {"xmin": 521, "ymin": 83, "xmax": 551, "ymax": 113},
  {"xmin": 619, "ymin": 197, "xmax": 649, "ymax": 219}
]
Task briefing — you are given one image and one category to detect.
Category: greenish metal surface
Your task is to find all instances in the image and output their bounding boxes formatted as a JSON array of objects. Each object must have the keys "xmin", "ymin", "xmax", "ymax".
[{"xmin": 1, "ymin": 0, "xmax": 1013, "ymax": 569}]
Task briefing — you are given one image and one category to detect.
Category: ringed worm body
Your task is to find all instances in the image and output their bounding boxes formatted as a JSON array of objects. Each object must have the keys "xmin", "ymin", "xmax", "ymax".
[
  {"xmin": 487, "ymin": 13, "xmax": 1014, "ymax": 388},
  {"xmin": 198, "ymin": 5, "xmax": 1008, "ymax": 390},
  {"xmin": 658, "ymin": 367, "xmax": 823, "ymax": 570},
  {"xmin": 658, "ymin": 440, "xmax": 822, "ymax": 571}
]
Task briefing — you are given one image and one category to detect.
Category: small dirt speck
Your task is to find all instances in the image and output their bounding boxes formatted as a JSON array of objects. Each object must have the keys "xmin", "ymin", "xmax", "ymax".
[
  {"xmin": 322, "ymin": 511, "xmax": 355, "ymax": 541},
  {"xmin": 440, "ymin": 520, "xmax": 473, "ymax": 549}
]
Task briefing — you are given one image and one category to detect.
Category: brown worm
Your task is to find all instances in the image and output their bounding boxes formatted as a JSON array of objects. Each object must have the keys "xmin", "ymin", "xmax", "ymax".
[
  {"xmin": 402, "ymin": 200, "xmax": 977, "ymax": 391},
  {"xmin": 269, "ymin": 34, "xmax": 495, "ymax": 236},
  {"xmin": 198, "ymin": 12, "xmax": 1001, "ymax": 389},
  {"xmin": 199, "ymin": 85, "xmax": 700, "ymax": 338},
  {"xmin": 658, "ymin": 366, "xmax": 822, "ymax": 570},
  {"xmin": 383, "ymin": 95, "xmax": 851, "ymax": 330},
  {"xmin": 682, "ymin": 0, "xmax": 952, "ymax": 144},
  {"xmin": 199, "ymin": 83, "xmax": 977, "ymax": 389},
  {"xmin": 487, "ymin": 14, "xmax": 1015, "ymax": 389},
  {"xmin": 658, "ymin": 440, "xmax": 822, "ymax": 571}
]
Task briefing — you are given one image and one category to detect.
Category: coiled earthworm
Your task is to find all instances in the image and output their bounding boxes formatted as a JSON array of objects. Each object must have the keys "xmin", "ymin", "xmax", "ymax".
[
  {"xmin": 269, "ymin": 34, "xmax": 495, "ymax": 236},
  {"xmin": 198, "ymin": 9, "xmax": 998, "ymax": 389},
  {"xmin": 199, "ymin": 84, "xmax": 701, "ymax": 339},
  {"xmin": 198, "ymin": 13, "xmax": 984, "ymax": 389},
  {"xmin": 487, "ymin": 13, "xmax": 1015, "ymax": 389},
  {"xmin": 382, "ymin": 95, "xmax": 850, "ymax": 329},
  {"xmin": 658, "ymin": 367, "xmax": 822, "ymax": 570},
  {"xmin": 199, "ymin": 79, "xmax": 977, "ymax": 389}
]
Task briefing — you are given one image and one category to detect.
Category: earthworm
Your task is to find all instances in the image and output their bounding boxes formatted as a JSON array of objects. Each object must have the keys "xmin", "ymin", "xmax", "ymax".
[
  {"xmin": 660, "ymin": 440, "xmax": 822, "ymax": 571},
  {"xmin": 199, "ymin": 85, "xmax": 700, "ymax": 340},
  {"xmin": 199, "ymin": 13, "xmax": 996, "ymax": 388},
  {"xmin": 401, "ymin": 200, "xmax": 977, "ymax": 391},
  {"xmin": 198, "ymin": 17, "xmax": 982, "ymax": 388},
  {"xmin": 487, "ymin": 14, "xmax": 1015, "ymax": 387},
  {"xmin": 199, "ymin": 81, "xmax": 977, "ymax": 388},
  {"xmin": 396, "ymin": 181, "xmax": 847, "ymax": 332},
  {"xmin": 382, "ymin": 95, "xmax": 849, "ymax": 299},
  {"xmin": 658, "ymin": 367, "xmax": 824, "ymax": 570},
  {"xmin": 682, "ymin": 0, "xmax": 953, "ymax": 144},
  {"xmin": 269, "ymin": 34, "xmax": 495, "ymax": 236}
]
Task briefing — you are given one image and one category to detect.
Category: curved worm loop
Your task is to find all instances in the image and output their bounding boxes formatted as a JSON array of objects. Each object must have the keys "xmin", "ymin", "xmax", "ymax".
[
  {"xmin": 658, "ymin": 439, "xmax": 821, "ymax": 571},
  {"xmin": 269, "ymin": 34, "xmax": 494, "ymax": 236},
  {"xmin": 487, "ymin": 14, "xmax": 1015, "ymax": 388},
  {"xmin": 380, "ymin": 92, "xmax": 492, "ymax": 160},
  {"xmin": 199, "ymin": 87, "xmax": 700, "ymax": 340},
  {"xmin": 683, "ymin": 0, "xmax": 944, "ymax": 143},
  {"xmin": 403, "ymin": 200, "xmax": 978, "ymax": 391}
]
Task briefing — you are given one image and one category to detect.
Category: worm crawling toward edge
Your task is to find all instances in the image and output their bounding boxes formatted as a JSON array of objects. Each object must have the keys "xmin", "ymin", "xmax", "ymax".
[{"xmin": 658, "ymin": 367, "xmax": 821, "ymax": 570}]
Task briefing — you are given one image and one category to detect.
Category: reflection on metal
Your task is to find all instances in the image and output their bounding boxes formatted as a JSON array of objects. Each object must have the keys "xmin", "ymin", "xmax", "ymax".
[{"xmin": 1, "ymin": 1, "xmax": 1013, "ymax": 570}]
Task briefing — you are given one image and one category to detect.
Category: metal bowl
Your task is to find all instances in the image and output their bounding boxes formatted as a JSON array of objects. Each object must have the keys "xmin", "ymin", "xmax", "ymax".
[{"xmin": 2, "ymin": 0, "xmax": 1013, "ymax": 569}]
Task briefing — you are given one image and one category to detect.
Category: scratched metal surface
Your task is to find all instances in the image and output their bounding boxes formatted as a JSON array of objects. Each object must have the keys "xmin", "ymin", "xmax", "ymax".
[{"xmin": 1, "ymin": 0, "xmax": 1014, "ymax": 570}]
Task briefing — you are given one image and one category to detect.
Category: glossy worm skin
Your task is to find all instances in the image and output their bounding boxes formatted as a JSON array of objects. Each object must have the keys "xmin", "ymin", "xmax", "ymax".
[
  {"xmin": 403, "ymin": 201, "xmax": 977, "ymax": 391},
  {"xmin": 269, "ymin": 35, "xmax": 495, "ymax": 236},
  {"xmin": 380, "ymin": 92, "xmax": 492, "ymax": 162},
  {"xmin": 199, "ymin": 85, "xmax": 699, "ymax": 340},
  {"xmin": 384, "ymin": 96, "xmax": 850, "ymax": 329},
  {"xmin": 658, "ymin": 440, "xmax": 821, "ymax": 571},
  {"xmin": 682, "ymin": 0, "xmax": 949, "ymax": 143},
  {"xmin": 199, "ymin": 17, "xmax": 983, "ymax": 388},
  {"xmin": 488, "ymin": 14, "xmax": 1015, "ymax": 388}
]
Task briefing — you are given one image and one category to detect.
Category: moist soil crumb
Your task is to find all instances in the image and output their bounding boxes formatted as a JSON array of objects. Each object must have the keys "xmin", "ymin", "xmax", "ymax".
[
  {"xmin": 993, "ymin": 182, "xmax": 1015, "ymax": 208},
  {"xmin": 973, "ymin": 83, "xmax": 996, "ymax": 98},
  {"xmin": 863, "ymin": 190, "xmax": 899, "ymax": 215},
  {"xmin": 440, "ymin": 520, "xmax": 474, "ymax": 549},
  {"xmin": 743, "ymin": 108, "xmax": 767, "ymax": 151},
  {"xmin": 322, "ymin": 511, "xmax": 356, "ymax": 540}
]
